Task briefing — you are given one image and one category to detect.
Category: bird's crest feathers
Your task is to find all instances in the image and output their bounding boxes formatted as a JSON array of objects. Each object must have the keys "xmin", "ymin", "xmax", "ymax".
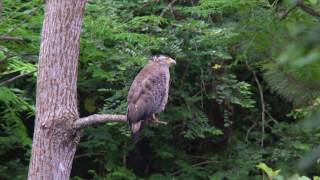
[{"xmin": 150, "ymin": 55, "xmax": 176, "ymax": 65}]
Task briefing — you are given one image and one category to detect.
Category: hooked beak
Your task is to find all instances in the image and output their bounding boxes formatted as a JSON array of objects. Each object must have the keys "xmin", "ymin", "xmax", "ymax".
[{"xmin": 169, "ymin": 58, "xmax": 176, "ymax": 65}]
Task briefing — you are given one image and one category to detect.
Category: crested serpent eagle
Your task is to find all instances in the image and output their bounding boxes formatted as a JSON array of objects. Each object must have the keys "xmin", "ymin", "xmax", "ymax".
[{"xmin": 127, "ymin": 55, "xmax": 176, "ymax": 141}]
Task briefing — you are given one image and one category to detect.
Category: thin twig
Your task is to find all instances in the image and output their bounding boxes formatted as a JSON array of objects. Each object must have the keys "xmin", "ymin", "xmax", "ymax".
[
  {"xmin": 0, "ymin": 36, "xmax": 25, "ymax": 42},
  {"xmin": 1, "ymin": 6, "xmax": 41, "ymax": 36},
  {"xmin": 188, "ymin": 155, "xmax": 213, "ymax": 160},
  {"xmin": 160, "ymin": 0, "xmax": 177, "ymax": 17},
  {"xmin": 279, "ymin": 4, "xmax": 299, "ymax": 20},
  {"xmin": 266, "ymin": 111, "xmax": 279, "ymax": 125},
  {"xmin": 0, "ymin": 54, "xmax": 14, "ymax": 65},
  {"xmin": 0, "ymin": 70, "xmax": 35, "ymax": 86},
  {"xmin": 75, "ymin": 151, "xmax": 107, "ymax": 159},
  {"xmin": 246, "ymin": 120, "xmax": 257, "ymax": 143},
  {"xmin": 191, "ymin": 160, "xmax": 214, "ymax": 168},
  {"xmin": 171, "ymin": 160, "xmax": 215, "ymax": 176},
  {"xmin": 271, "ymin": 0, "xmax": 280, "ymax": 8},
  {"xmin": 245, "ymin": 60, "xmax": 265, "ymax": 147}
]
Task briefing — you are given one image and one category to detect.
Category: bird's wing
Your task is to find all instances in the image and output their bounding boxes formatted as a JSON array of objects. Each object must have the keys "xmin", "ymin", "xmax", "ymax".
[
  {"xmin": 127, "ymin": 74, "xmax": 153, "ymax": 134},
  {"xmin": 157, "ymin": 67, "xmax": 170, "ymax": 112}
]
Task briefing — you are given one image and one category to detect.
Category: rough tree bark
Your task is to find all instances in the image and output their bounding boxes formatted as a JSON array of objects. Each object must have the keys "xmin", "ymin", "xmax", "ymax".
[{"xmin": 28, "ymin": 0, "xmax": 86, "ymax": 179}]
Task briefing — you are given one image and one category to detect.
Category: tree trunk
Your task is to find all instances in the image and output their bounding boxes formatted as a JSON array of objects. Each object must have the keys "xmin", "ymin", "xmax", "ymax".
[{"xmin": 28, "ymin": 0, "xmax": 86, "ymax": 179}]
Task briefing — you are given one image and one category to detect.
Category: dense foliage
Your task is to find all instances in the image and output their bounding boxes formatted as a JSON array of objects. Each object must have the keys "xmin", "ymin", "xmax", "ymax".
[{"xmin": 0, "ymin": 0, "xmax": 320, "ymax": 179}]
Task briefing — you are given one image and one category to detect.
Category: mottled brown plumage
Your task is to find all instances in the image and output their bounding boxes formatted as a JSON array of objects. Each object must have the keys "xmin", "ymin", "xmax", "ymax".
[{"xmin": 127, "ymin": 55, "xmax": 176, "ymax": 141}]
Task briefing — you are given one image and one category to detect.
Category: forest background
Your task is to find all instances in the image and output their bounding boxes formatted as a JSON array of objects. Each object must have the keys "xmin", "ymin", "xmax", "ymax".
[{"xmin": 1, "ymin": 0, "xmax": 320, "ymax": 179}]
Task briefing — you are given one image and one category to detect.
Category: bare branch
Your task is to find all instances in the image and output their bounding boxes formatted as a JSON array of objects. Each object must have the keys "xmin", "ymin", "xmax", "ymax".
[
  {"xmin": 74, "ymin": 114, "xmax": 127, "ymax": 129},
  {"xmin": 298, "ymin": 1, "xmax": 320, "ymax": 18},
  {"xmin": 0, "ymin": 71, "xmax": 35, "ymax": 86},
  {"xmin": 280, "ymin": 0, "xmax": 320, "ymax": 20},
  {"xmin": 74, "ymin": 114, "xmax": 168, "ymax": 129}
]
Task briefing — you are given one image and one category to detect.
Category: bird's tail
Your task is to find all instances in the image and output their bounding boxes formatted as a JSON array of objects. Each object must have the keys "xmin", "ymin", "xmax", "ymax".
[
  {"xmin": 130, "ymin": 121, "xmax": 141, "ymax": 143},
  {"xmin": 132, "ymin": 132, "xmax": 140, "ymax": 144}
]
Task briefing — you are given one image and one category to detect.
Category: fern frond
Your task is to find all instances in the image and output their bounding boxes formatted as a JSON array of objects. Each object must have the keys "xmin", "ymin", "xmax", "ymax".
[{"xmin": 264, "ymin": 68, "xmax": 320, "ymax": 106}]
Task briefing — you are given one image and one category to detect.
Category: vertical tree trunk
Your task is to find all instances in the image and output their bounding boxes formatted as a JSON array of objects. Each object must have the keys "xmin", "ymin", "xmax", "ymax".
[{"xmin": 28, "ymin": 0, "xmax": 86, "ymax": 179}]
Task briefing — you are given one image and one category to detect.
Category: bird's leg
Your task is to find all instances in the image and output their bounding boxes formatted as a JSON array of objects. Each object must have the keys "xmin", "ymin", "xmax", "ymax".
[
  {"xmin": 151, "ymin": 114, "xmax": 158, "ymax": 122},
  {"xmin": 150, "ymin": 114, "xmax": 167, "ymax": 125}
]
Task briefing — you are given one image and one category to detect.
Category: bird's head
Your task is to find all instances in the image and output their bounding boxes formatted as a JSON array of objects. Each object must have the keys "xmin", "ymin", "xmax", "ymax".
[{"xmin": 150, "ymin": 55, "xmax": 176, "ymax": 66}]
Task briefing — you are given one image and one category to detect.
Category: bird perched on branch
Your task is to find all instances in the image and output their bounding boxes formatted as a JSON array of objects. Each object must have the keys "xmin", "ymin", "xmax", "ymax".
[{"xmin": 127, "ymin": 55, "xmax": 176, "ymax": 142}]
